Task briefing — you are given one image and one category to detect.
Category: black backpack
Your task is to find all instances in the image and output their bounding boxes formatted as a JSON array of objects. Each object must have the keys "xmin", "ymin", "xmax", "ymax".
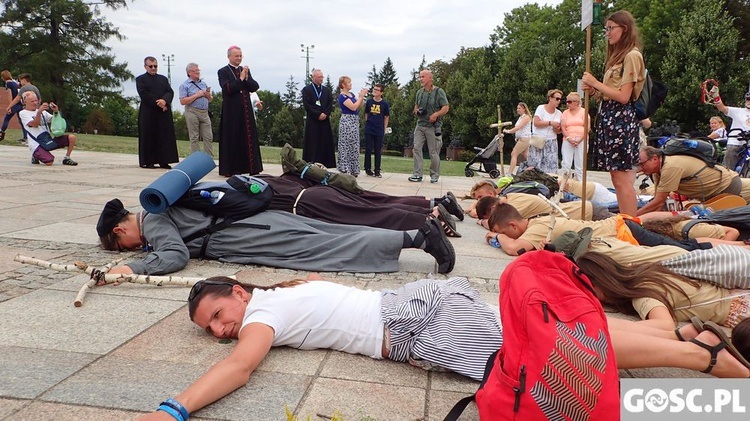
[
  {"xmin": 622, "ymin": 66, "xmax": 667, "ymax": 120},
  {"xmin": 662, "ymin": 136, "xmax": 719, "ymax": 168},
  {"xmin": 176, "ymin": 175, "xmax": 274, "ymax": 255}
]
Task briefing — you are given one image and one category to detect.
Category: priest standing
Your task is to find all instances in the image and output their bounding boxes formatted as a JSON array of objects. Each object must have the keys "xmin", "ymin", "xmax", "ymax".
[
  {"xmin": 301, "ymin": 68, "xmax": 335, "ymax": 168},
  {"xmin": 135, "ymin": 56, "xmax": 178, "ymax": 169},
  {"xmin": 217, "ymin": 46, "xmax": 262, "ymax": 176}
]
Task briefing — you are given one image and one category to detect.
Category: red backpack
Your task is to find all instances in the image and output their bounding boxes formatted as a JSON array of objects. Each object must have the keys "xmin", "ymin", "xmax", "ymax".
[{"xmin": 445, "ymin": 250, "xmax": 620, "ymax": 421}]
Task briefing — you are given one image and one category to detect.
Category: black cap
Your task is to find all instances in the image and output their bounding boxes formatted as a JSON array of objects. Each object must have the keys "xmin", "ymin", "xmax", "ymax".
[{"xmin": 96, "ymin": 199, "xmax": 129, "ymax": 237}]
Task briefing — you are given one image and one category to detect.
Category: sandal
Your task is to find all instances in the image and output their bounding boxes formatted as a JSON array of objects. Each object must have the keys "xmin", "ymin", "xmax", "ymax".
[
  {"xmin": 436, "ymin": 204, "xmax": 461, "ymax": 238},
  {"xmin": 689, "ymin": 337, "xmax": 728, "ymax": 374},
  {"xmin": 442, "ymin": 191, "xmax": 465, "ymax": 221},
  {"xmin": 702, "ymin": 321, "xmax": 750, "ymax": 370},
  {"xmin": 675, "ymin": 316, "xmax": 705, "ymax": 341}
]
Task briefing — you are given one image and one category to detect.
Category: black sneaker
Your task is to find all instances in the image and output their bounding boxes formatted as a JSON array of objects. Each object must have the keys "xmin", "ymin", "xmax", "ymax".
[
  {"xmin": 31, "ymin": 157, "xmax": 40, "ymax": 164},
  {"xmin": 366, "ymin": 170, "xmax": 375, "ymax": 177},
  {"xmin": 62, "ymin": 157, "xmax": 78, "ymax": 166},
  {"xmin": 0, "ymin": 131, "xmax": 5, "ymax": 141},
  {"xmin": 374, "ymin": 171, "xmax": 382, "ymax": 178},
  {"xmin": 408, "ymin": 175, "xmax": 422, "ymax": 182},
  {"xmin": 442, "ymin": 191, "xmax": 465, "ymax": 221},
  {"xmin": 420, "ymin": 218, "xmax": 456, "ymax": 274}
]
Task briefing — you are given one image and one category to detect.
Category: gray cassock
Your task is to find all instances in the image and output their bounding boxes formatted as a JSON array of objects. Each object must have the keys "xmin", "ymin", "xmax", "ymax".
[{"xmin": 125, "ymin": 208, "xmax": 404, "ymax": 275}]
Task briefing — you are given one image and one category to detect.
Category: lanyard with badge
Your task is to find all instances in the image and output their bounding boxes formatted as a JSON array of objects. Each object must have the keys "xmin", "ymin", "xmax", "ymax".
[{"xmin": 312, "ymin": 83, "xmax": 322, "ymax": 106}]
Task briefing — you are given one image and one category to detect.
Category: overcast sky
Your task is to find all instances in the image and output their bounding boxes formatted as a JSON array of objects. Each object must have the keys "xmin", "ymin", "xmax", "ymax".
[{"xmin": 101, "ymin": 0, "xmax": 563, "ymax": 108}]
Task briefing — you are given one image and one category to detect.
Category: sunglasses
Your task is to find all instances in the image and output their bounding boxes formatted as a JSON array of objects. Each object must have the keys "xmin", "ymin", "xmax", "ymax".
[
  {"xmin": 552, "ymin": 96, "xmax": 562, "ymax": 101},
  {"xmin": 188, "ymin": 279, "xmax": 235, "ymax": 303},
  {"xmin": 566, "ymin": 100, "xmax": 578, "ymax": 104},
  {"xmin": 147, "ymin": 65, "xmax": 158, "ymax": 69}
]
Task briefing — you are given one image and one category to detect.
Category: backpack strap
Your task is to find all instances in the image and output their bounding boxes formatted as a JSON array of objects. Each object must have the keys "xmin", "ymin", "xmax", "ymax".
[
  {"xmin": 182, "ymin": 217, "xmax": 271, "ymax": 258},
  {"xmin": 680, "ymin": 219, "xmax": 703, "ymax": 240},
  {"xmin": 442, "ymin": 349, "xmax": 499, "ymax": 421}
]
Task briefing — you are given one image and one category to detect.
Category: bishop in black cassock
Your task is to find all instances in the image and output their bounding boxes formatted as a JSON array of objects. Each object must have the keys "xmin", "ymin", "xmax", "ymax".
[{"xmin": 218, "ymin": 46, "xmax": 262, "ymax": 176}]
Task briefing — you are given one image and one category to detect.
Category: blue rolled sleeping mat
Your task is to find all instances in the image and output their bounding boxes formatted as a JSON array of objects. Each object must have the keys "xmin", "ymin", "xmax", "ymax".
[{"xmin": 139, "ymin": 152, "xmax": 216, "ymax": 213}]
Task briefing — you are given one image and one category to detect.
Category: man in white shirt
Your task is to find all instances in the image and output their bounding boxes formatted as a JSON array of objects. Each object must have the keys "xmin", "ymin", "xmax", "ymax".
[
  {"xmin": 18, "ymin": 91, "xmax": 78, "ymax": 166},
  {"xmin": 711, "ymin": 88, "xmax": 750, "ymax": 170}
]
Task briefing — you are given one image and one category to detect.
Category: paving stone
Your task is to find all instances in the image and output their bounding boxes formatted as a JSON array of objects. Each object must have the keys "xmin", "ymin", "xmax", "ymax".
[
  {"xmin": 296, "ymin": 377, "xmax": 425, "ymax": 421},
  {"xmin": 0, "ymin": 346, "xmax": 99, "ymax": 399}
]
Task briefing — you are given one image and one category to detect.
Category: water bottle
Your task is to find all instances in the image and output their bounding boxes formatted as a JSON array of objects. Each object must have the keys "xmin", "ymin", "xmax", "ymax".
[
  {"xmin": 683, "ymin": 139, "xmax": 699, "ymax": 149},
  {"xmin": 199, "ymin": 190, "xmax": 225, "ymax": 205},
  {"xmin": 489, "ymin": 236, "xmax": 501, "ymax": 248}
]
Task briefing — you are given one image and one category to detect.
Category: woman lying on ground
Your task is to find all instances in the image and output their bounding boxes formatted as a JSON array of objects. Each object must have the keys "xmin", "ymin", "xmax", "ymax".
[
  {"xmin": 575, "ymin": 250, "xmax": 750, "ymax": 367},
  {"xmin": 137, "ymin": 274, "xmax": 749, "ymax": 420}
]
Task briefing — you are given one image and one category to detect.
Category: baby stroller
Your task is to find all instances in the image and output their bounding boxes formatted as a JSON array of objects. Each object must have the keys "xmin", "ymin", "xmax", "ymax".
[{"xmin": 464, "ymin": 134, "xmax": 501, "ymax": 178}]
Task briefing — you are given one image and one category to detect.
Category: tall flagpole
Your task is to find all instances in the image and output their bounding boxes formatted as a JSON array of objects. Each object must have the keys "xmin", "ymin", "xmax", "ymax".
[{"xmin": 580, "ymin": 0, "xmax": 601, "ymax": 220}]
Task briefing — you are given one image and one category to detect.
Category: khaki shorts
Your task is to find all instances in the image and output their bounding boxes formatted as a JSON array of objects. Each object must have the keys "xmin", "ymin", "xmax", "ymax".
[{"xmin": 511, "ymin": 137, "xmax": 530, "ymax": 156}]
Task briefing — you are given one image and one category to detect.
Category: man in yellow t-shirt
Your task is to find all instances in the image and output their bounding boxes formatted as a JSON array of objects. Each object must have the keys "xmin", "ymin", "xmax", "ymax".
[{"xmin": 636, "ymin": 146, "xmax": 750, "ymax": 216}]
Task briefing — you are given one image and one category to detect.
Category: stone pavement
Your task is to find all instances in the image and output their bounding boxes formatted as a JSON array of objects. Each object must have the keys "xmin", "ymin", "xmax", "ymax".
[{"xmin": 0, "ymin": 145, "xmax": 705, "ymax": 421}]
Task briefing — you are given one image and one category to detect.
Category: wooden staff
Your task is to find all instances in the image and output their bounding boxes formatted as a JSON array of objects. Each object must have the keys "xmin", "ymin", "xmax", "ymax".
[
  {"xmin": 497, "ymin": 105, "xmax": 505, "ymax": 176},
  {"xmin": 14, "ymin": 255, "xmax": 234, "ymax": 307}
]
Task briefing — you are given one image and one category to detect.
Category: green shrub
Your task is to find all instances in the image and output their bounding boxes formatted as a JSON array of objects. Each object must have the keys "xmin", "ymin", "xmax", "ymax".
[{"xmin": 457, "ymin": 150, "xmax": 477, "ymax": 162}]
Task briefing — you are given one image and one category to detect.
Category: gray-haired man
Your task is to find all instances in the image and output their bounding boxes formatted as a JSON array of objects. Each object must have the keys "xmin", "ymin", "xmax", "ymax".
[{"xmin": 179, "ymin": 63, "xmax": 214, "ymax": 156}]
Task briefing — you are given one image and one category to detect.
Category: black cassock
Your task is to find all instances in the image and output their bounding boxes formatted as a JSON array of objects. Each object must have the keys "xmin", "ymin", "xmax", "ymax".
[
  {"xmin": 136, "ymin": 73, "xmax": 178, "ymax": 167},
  {"xmin": 301, "ymin": 83, "xmax": 336, "ymax": 168},
  {"xmin": 218, "ymin": 65, "xmax": 262, "ymax": 176}
]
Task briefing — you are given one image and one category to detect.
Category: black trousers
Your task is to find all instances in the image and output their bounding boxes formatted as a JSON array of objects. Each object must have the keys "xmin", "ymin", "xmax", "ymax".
[{"xmin": 625, "ymin": 219, "xmax": 712, "ymax": 251}]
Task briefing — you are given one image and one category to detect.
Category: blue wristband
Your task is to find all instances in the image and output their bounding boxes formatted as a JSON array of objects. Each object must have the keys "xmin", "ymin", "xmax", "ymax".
[
  {"xmin": 163, "ymin": 398, "xmax": 190, "ymax": 421},
  {"xmin": 157, "ymin": 404, "xmax": 184, "ymax": 421}
]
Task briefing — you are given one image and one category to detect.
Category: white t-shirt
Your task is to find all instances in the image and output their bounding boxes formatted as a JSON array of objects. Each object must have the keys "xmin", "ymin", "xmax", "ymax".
[
  {"xmin": 19, "ymin": 109, "xmax": 53, "ymax": 153},
  {"xmin": 534, "ymin": 105, "xmax": 562, "ymax": 139},
  {"xmin": 724, "ymin": 107, "xmax": 750, "ymax": 146},
  {"xmin": 241, "ymin": 281, "xmax": 384, "ymax": 358}
]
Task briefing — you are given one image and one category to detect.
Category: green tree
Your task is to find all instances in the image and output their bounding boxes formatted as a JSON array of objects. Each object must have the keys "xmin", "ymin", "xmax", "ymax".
[
  {"xmin": 378, "ymin": 57, "xmax": 399, "ymax": 88},
  {"xmin": 0, "ymin": 0, "xmax": 133, "ymax": 111},
  {"xmin": 254, "ymin": 90, "xmax": 282, "ymax": 145},
  {"xmin": 82, "ymin": 108, "xmax": 114, "ymax": 135},
  {"xmin": 366, "ymin": 64, "xmax": 379, "ymax": 86},
  {"xmin": 659, "ymin": 0, "xmax": 746, "ymax": 131},
  {"xmin": 282, "ymin": 75, "xmax": 300, "ymax": 107},
  {"xmin": 269, "ymin": 107, "xmax": 297, "ymax": 147},
  {"xmin": 208, "ymin": 92, "xmax": 222, "ymax": 139},
  {"xmin": 101, "ymin": 95, "xmax": 138, "ymax": 136}
]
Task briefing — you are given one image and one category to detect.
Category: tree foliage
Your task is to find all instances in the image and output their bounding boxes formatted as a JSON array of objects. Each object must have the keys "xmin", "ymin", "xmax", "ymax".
[{"xmin": 0, "ymin": 0, "xmax": 133, "ymax": 114}]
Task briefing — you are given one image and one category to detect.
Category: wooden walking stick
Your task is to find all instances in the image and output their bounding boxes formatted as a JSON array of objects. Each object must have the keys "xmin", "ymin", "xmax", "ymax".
[
  {"xmin": 497, "ymin": 105, "xmax": 505, "ymax": 176},
  {"xmin": 14, "ymin": 255, "xmax": 234, "ymax": 307}
]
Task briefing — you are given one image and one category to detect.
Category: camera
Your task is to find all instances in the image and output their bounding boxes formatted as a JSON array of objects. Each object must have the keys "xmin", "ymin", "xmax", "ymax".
[{"xmin": 416, "ymin": 107, "xmax": 427, "ymax": 116}]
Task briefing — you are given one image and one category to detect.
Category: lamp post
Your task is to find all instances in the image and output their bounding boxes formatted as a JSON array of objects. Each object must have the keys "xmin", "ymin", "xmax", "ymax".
[
  {"xmin": 300, "ymin": 44, "xmax": 315, "ymax": 84},
  {"xmin": 162, "ymin": 53, "xmax": 175, "ymax": 85}
]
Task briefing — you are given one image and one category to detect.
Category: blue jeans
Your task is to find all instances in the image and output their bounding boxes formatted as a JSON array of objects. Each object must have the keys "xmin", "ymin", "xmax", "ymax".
[{"xmin": 1, "ymin": 103, "xmax": 23, "ymax": 133}]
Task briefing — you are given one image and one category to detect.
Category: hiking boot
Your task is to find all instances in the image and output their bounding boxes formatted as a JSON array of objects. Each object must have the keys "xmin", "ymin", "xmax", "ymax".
[
  {"xmin": 366, "ymin": 170, "xmax": 375, "ymax": 177},
  {"xmin": 31, "ymin": 157, "xmax": 40, "ymax": 164},
  {"xmin": 408, "ymin": 175, "xmax": 422, "ymax": 182},
  {"xmin": 62, "ymin": 157, "xmax": 78, "ymax": 166},
  {"xmin": 420, "ymin": 218, "xmax": 456, "ymax": 274},
  {"xmin": 441, "ymin": 191, "xmax": 465, "ymax": 221},
  {"xmin": 0, "ymin": 131, "xmax": 5, "ymax": 141}
]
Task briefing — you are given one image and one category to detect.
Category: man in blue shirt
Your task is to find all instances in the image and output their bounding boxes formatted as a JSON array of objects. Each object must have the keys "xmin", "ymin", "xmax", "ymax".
[
  {"xmin": 364, "ymin": 83, "xmax": 390, "ymax": 177},
  {"xmin": 179, "ymin": 63, "xmax": 214, "ymax": 156}
]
